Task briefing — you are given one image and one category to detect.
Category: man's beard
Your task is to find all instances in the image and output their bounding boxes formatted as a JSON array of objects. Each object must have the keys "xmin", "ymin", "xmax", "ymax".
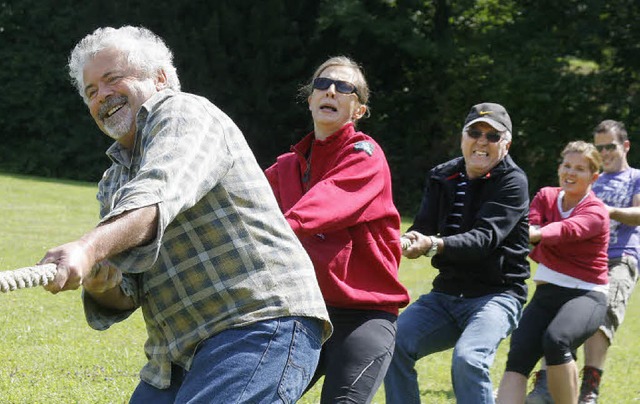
[
  {"xmin": 99, "ymin": 95, "xmax": 134, "ymax": 141},
  {"xmin": 103, "ymin": 106, "xmax": 134, "ymax": 141}
]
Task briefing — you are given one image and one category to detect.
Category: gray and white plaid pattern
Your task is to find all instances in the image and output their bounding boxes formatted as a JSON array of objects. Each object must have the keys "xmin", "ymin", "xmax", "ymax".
[{"xmin": 83, "ymin": 90, "xmax": 330, "ymax": 389}]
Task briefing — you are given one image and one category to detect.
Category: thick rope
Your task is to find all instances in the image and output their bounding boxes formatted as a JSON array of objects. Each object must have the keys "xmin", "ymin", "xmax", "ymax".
[{"xmin": 0, "ymin": 264, "xmax": 57, "ymax": 293}]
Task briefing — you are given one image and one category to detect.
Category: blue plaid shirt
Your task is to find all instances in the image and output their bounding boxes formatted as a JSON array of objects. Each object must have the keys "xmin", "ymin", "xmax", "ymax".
[{"xmin": 82, "ymin": 90, "xmax": 330, "ymax": 389}]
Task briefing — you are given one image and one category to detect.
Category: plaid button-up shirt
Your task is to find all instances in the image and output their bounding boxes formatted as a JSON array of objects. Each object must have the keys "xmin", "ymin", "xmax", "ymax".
[{"xmin": 82, "ymin": 90, "xmax": 330, "ymax": 389}]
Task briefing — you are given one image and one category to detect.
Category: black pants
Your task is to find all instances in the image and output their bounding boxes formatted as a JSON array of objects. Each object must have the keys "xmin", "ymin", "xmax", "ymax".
[
  {"xmin": 307, "ymin": 306, "xmax": 397, "ymax": 404},
  {"xmin": 505, "ymin": 283, "xmax": 607, "ymax": 376}
]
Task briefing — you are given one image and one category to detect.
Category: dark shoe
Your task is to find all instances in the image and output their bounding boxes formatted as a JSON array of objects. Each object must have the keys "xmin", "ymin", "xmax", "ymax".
[
  {"xmin": 525, "ymin": 370, "xmax": 553, "ymax": 404},
  {"xmin": 578, "ymin": 366, "xmax": 602, "ymax": 404}
]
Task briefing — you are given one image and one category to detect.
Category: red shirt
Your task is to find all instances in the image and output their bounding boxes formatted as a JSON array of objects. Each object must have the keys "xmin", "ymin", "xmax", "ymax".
[
  {"xmin": 265, "ymin": 123, "xmax": 409, "ymax": 314},
  {"xmin": 529, "ymin": 187, "xmax": 609, "ymax": 285}
]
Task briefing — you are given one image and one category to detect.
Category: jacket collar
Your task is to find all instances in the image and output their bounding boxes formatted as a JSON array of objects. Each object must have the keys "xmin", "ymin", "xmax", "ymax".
[{"xmin": 290, "ymin": 122, "xmax": 356, "ymax": 155}]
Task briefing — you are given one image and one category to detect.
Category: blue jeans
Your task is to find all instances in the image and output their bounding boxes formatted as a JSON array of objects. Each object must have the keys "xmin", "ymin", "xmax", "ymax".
[
  {"xmin": 129, "ymin": 316, "xmax": 323, "ymax": 404},
  {"xmin": 384, "ymin": 292, "xmax": 522, "ymax": 404}
]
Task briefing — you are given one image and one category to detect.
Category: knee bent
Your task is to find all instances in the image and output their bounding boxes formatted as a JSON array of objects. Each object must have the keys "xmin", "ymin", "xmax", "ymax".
[
  {"xmin": 542, "ymin": 331, "xmax": 573, "ymax": 365},
  {"xmin": 452, "ymin": 348, "xmax": 486, "ymax": 372}
]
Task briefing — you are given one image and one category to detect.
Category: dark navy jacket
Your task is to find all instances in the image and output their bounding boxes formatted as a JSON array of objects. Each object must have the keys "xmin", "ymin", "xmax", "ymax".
[{"xmin": 409, "ymin": 154, "xmax": 530, "ymax": 304}]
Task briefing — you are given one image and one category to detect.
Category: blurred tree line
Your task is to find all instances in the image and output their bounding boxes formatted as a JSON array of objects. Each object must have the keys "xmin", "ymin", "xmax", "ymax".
[{"xmin": 1, "ymin": 0, "xmax": 638, "ymax": 215}]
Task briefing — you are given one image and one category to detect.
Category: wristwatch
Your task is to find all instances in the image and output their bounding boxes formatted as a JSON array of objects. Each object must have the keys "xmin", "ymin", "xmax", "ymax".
[{"xmin": 425, "ymin": 236, "xmax": 439, "ymax": 257}]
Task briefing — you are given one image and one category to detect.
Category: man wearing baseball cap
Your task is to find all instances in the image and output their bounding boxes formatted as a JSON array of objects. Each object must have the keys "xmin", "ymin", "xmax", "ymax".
[{"xmin": 385, "ymin": 102, "xmax": 530, "ymax": 403}]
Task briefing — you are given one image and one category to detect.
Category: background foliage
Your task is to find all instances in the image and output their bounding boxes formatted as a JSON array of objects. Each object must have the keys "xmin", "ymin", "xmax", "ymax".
[{"xmin": 1, "ymin": 0, "xmax": 639, "ymax": 214}]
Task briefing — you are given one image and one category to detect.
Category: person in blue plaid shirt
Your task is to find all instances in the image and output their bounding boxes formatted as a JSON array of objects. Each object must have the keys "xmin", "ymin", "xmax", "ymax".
[{"xmin": 39, "ymin": 25, "xmax": 331, "ymax": 403}]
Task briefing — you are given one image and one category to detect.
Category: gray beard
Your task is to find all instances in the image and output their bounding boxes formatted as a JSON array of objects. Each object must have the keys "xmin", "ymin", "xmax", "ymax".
[{"xmin": 103, "ymin": 106, "xmax": 134, "ymax": 141}]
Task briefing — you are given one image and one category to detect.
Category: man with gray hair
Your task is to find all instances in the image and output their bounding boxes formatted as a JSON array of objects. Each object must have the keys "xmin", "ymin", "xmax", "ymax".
[
  {"xmin": 385, "ymin": 102, "xmax": 530, "ymax": 403},
  {"xmin": 40, "ymin": 25, "xmax": 331, "ymax": 403}
]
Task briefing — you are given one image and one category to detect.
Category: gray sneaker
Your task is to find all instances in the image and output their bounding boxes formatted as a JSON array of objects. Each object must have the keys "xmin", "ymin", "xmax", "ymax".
[{"xmin": 525, "ymin": 370, "xmax": 554, "ymax": 404}]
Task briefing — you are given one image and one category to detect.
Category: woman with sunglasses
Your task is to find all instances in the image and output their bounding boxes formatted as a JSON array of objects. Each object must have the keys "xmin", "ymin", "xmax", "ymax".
[
  {"xmin": 265, "ymin": 56, "xmax": 410, "ymax": 403},
  {"xmin": 497, "ymin": 141, "xmax": 609, "ymax": 404}
]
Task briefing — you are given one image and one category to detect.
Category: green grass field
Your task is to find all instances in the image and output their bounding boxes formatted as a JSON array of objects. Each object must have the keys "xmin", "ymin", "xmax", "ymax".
[{"xmin": 1, "ymin": 173, "xmax": 639, "ymax": 403}]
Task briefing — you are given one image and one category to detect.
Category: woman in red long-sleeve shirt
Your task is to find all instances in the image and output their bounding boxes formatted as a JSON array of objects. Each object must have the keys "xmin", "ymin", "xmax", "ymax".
[
  {"xmin": 497, "ymin": 141, "xmax": 609, "ymax": 403},
  {"xmin": 265, "ymin": 56, "xmax": 409, "ymax": 404}
]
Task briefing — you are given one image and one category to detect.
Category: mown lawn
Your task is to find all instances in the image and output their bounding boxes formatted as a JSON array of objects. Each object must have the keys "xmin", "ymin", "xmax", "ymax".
[{"xmin": 1, "ymin": 173, "xmax": 639, "ymax": 403}]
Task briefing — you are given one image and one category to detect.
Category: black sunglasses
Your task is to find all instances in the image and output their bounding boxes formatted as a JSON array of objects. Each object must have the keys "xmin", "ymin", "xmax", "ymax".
[
  {"xmin": 595, "ymin": 143, "xmax": 618, "ymax": 152},
  {"xmin": 312, "ymin": 77, "xmax": 359, "ymax": 97},
  {"xmin": 465, "ymin": 129, "xmax": 503, "ymax": 143}
]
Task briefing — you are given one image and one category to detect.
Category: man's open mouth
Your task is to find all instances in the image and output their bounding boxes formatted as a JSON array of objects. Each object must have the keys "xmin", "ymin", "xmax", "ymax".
[{"xmin": 99, "ymin": 96, "xmax": 128, "ymax": 120}]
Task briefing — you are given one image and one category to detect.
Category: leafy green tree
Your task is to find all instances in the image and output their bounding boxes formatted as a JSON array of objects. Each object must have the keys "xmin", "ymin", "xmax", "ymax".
[
  {"xmin": 0, "ymin": 1, "xmax": 109, "ymax": 179},
  {"xmin": 1, "ymin": 0, "xmax": 639, "ymax": 214}
]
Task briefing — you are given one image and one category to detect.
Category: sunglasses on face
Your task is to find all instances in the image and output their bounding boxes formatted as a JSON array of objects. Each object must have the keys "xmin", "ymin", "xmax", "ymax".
[
  {"xmin": 595, "ymin": 143, "xmax": 618, "ymax": 152},
  {"xmin": 312, "ymin": 77, "xmax": 359, "ymax": 97},
  {"xmin": 465, "ymin": 129, "xmax": 503, "ymax": 143}
]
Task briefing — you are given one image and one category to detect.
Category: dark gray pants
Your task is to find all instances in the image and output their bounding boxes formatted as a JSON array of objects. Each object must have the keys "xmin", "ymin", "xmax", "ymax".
[{"xmin": 307, "ymin": 306, "xmax": 397, "ymax": 404}]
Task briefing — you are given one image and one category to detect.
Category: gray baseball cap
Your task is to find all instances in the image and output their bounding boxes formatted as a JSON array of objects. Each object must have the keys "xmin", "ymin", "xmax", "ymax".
[{"xmin": 463, "ymin": 102, "xmax": 512, "ymax": 133}]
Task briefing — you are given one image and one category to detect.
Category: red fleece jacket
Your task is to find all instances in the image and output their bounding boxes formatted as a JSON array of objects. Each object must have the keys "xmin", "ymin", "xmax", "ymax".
[
  {"xmin": 265, "ymin": 123, "xmax": 409, "ymax": 314},
  {"xmin": 529, "ymin": 187, "xmax": 609, "ymax": 285}
]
